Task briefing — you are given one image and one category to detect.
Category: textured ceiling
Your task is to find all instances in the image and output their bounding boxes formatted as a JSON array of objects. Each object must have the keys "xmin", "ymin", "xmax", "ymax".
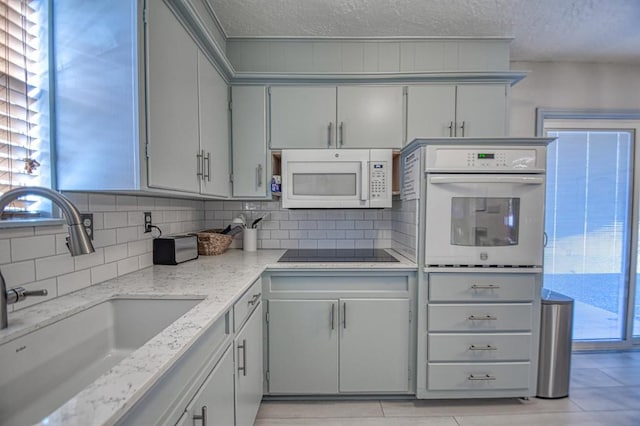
[{"xmin": 207, "ymin": 0, "xmax": 640, "ymax": 63}]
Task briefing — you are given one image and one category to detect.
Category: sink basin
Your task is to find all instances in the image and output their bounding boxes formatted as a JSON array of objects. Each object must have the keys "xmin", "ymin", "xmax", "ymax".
[{"xmin": 0, "ymin": 297, "xmax": 202, "ymax": 426}]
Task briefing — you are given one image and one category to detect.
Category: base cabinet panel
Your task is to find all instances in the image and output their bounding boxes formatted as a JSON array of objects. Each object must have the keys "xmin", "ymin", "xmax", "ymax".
[
  {"xmin": 235, "ymin": 303, "xmax": 264, "ymax": 426},
  {"xmin": 428, "ymin": 362, "xmax": 531, "ymax": 391},
  {"xmin": 268, "ymin": 299, "xmax": 339, "ymax": 394}
]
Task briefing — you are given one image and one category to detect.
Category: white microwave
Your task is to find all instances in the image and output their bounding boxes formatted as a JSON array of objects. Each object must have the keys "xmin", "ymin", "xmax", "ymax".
[{"xmin": 281, "ymin": 149, "xmax": 392, "ymax": 209}]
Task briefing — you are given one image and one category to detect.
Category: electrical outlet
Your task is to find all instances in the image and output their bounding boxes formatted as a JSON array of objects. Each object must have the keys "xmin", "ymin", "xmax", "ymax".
[
  {"xmin": 144, "ymin": 212, "xmax": 152, "ymax": 233},
  {"xmin": 80, "ymin": 213, "xmax": 94, "ymax": 240}
]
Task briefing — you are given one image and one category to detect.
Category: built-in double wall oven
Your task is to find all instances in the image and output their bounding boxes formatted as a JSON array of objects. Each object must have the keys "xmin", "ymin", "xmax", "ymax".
[{"xmin": 424, "ymin": 144, "xmax": 548, "ymax": 267}]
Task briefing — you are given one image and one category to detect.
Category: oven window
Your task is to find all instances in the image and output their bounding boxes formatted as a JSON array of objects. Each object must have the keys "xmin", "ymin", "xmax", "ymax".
[
  {"xmin": 451, "ymin": 198, "xmax": 520, "ymax": 246},
  {"xmin": 292, "ymin": 173, "xmax": 357, "ymax": 196}
]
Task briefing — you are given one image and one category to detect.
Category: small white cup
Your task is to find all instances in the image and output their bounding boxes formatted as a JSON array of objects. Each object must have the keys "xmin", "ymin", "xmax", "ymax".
[{"xmin": 243, "ymin": 228, "xmax": 257, "ymax": 252}]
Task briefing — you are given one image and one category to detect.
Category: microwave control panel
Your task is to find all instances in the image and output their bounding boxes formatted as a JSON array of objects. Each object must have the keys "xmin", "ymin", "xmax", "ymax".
[{"xmin": 370, "ymin": 162, "xmax": 388, "ymax": 198}]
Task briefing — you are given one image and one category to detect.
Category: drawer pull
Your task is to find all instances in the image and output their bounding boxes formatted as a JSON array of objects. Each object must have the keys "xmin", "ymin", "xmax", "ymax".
[
  {"xmin": 469, "ymin": 344, "xmax": 497, "ymax": 351},
  {"xmin": 248, "ymin": 293, "xmax": 262, "ymax": 306},
  {"xmin": 468, "ymin": 374, "xmax": 496, "ymax": 381},
  {"xmin": 470, "ymin": 284, "xmax": 500, "ymax": 290},
  {"xmin": 468, "ymin": 315, "xmax": 497, "ymax": 321}
]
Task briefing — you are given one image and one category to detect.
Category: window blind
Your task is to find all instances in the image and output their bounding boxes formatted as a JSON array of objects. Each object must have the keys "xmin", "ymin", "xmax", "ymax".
[{"xmin": 0, "ymin": 0, "xmax": 41, "ymax": 216}]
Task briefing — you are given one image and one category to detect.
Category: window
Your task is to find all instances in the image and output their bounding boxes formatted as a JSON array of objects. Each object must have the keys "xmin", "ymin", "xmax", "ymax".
[{"xmin": 0, "ymin": 0, "xmax": 51, "ymax": 220}]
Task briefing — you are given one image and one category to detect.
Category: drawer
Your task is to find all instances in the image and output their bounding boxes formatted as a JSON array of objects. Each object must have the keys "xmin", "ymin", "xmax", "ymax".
[
  {"xmin": 428, "ymin": 362, "xmax": 531, "ymax": 391},
  {"xmin": 428, "ymin": 303, "xmax": 533, "ymax": 332},
  {"xmin": 234, "ymin": 278, "xmax": 262, "ymax": 332},
  {"xmin": 428, "ymin": 333, "xmax": 532, "ymax": 361},
  {"xmin": 429, "ymin": 273, "xmax": 537, "ymax": 302}
]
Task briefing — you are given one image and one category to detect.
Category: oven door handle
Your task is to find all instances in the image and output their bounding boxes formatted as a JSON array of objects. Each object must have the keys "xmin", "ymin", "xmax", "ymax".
[{"xmin": 429, "ymin": 176, "xmax": 544, "ymax": 185}]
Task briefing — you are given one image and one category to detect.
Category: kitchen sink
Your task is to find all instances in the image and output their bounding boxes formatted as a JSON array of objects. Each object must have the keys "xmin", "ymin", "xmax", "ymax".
[{"xmin": 0, "ymin": 297, "xmax": 203, "ymax": 426}]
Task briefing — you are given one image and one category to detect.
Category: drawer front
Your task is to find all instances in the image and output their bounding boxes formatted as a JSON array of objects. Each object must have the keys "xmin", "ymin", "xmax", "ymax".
[
  {"xmin": 428, "ymin": 362, "xmax": 530, "ymax": 391},
  {"xmin": 428, "ymin": 333, "xmax": 532, "ymax": 361},
  {"xmin": 234, "ymin": 278, "xmax": 262, "ymax": 332},
  {"xmin": 428, "ymin": 304, "xmax": 533, "ymax": 332},
  {"xmin": 429, "ymin": 273, "xmax": 537, "ymax": 302}
]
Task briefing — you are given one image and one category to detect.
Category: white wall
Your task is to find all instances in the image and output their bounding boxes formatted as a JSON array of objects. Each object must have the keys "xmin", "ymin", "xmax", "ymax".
[{"xmin": 509, "ymin": 61, "xmax": 640, "ymax": 136}]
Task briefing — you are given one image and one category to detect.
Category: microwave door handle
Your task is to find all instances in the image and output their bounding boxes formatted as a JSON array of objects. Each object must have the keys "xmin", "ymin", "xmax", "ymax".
[
  {"xmin": 361, "ymin": 161, "xmax": 369, "ymax": 202},
  {"xmin": 429, "ymin": 176, "xmax": 544, "ymax": 185}
]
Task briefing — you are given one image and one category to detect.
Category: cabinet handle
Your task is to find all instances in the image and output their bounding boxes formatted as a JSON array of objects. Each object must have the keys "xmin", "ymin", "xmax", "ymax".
[
  {"xmin": 467, "ymin": 374, "xmax": 496, "ymax": 381},
  {"xmin": 469, "ymin": 344, "xmax": 497, "ymax": 351},
  {"xmin": 238, "ymin": 339, "xmax": 247, "ymax": 376},
  {"xmin": 193, "ymin": 405, "xmax": 208, "ymax": 425},
  {"xmin": 460, "ymin": 121, "xmax": 466, "ymax": 137},
  {"xmin": 204, "ymin": 152, "xmax": 211, "ymax": 182},
  {"xmin": 196, "ymin": 151, "xmax": 204, "ymax": 179},
  {"xmin": 343, "ymin": 302, "xmax": 347, "ymax": 329},
  {"xmin": 470, "ymin": 284, "xmax": 500, "ymax": 290},
  {"xmin": 331, "ymin": 303, "xmax": 335, "ymax": 330},
  {"xmin": 256, "ymin": 164, "xmax": 263, "ymax": 188},
  {"xmin": 248, "ymin": 293, "xmax": 261, "ymax": 306},
  {"xmin": 448, "ymin": 121, "xmax": 454, "ymax": 137},
  {"xmin": 327, "ymin": 122, "xmax": 333, "ymax": 147},
  {"xmin": 339, "ymin": 122, "xmax": 344, "ymax": 146},
  {"xmin": 468, "ymin": 315, "xmax": 498, "ymax": 321}
]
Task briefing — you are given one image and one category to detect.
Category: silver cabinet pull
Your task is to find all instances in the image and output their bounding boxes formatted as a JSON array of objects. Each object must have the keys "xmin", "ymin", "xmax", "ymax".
[
  {"xmin": 196, "ymin": 151, "xmax": 204, "ymax": 179},
  {"xmin": 339, "ymin": 122, "xmax": 344, "ymax": 146},
  {"xmin": 469, "ymin": 344, "xmax": 497, "ymax": 351},
  {"xmin": 256, "ymin": 164, "xmax": 263, "ymax": 188},
  {"xmin": 448, "ymin": 121, "xmax": 454, "ymax": 137},
  {"xmin": 343, "ymin": 302, "xmax": 347, "ymax": 329},
  {"xmin": 204, "ymin": 152, "xmax": 211, "ymax": 182},
  {"xmin": 468, "ymin": 315, "xmax": 497, "ymax": 321},
  {"xmin": 248, "ymin": 293, "xmax": 261, "ymax": 306},
  {"xmin": 238, "ymin": 339, "xmax": 247, "ymax": 376},
  {"xmin": 331, "ymin": 303, "xmax": 335, "ymax": 330},
  {"xmin": 327, "ymin": 122, "xmax": 333, "ymax": 147},
  {"xmin": 467, "ymin": 374, "xmax": 496, "ymax": 381},
  {"xmin": 470, "ymin": 284, "xmax": 500, "ymax": 290},
  {"xmin": 460, "ymin": 121, "xmax": 466, "ymax": 137},
  {"xmin": 193, "ymin": 405, "xmax": 207, "ymax": 425}
]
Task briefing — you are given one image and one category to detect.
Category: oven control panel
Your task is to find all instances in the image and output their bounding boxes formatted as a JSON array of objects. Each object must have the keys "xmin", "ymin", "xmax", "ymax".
[{"xmin": 425, "ymin": 146, "xmax": 546, "ymax": 173}]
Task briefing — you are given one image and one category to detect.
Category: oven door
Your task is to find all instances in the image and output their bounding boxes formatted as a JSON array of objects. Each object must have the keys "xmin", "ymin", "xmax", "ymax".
[{"xmin": 425, "ymin": 174, "xmax": 545, "ymax": 266}]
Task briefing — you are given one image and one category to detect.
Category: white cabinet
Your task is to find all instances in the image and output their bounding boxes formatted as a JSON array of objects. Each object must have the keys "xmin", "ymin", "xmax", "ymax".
[
  {"xmin": 264, "ymin": 272, "xmax": 416, "ymax": 395},
  {"xmin": 231, "ymin": 86, "xmax": 269, "ymax": 198},
  {"xmin": 406, "ymin": 84, "xmax": 507, "ymax": 142},
  {"xmin": 269, "ymin": 86, "xmax": 403, "ymax": 149},
  {"xmin": 234, "ymin": 303, "xmax": 264, "ymax": 426}
]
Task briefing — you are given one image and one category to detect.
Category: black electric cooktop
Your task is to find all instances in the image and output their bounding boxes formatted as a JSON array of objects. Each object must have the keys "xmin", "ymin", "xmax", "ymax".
[{"xmin": 278, "ymin": 249, "xmax": 399, "ymax": 263}]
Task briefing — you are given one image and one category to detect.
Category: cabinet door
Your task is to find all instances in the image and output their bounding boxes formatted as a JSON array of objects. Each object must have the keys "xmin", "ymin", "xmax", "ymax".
[
  {"xmin": 339, "ymin": 298, "xmax": 410, "ymax": 392},
  {"xmin": 235, "ymin": 303, "xmax": 263, "ymax": 426},
  {"xmin": 182, "ymin": 345, "xmax": 235, "ymax": 426},
  {"xmin": 267, "ymin": 299, "xmax": 339, "ymax": 394},
  {"xmin": 337, "ymin": 86, "xmax": 403, "ymax": 148},
  {"xmin": 455, "ymin": 85, "xmax": 507, "ymax": 137},
  {"xmin": 406, "ymin": 85, "xmax": 456, "ymax": 141},
  {"xmin": 146, "ymin": 1, "xmax": 200, "ymax": 193},
  {"xmin": 231, "ymin": 86, "xmax": 268, "ymax": 197},
  {"xmin": 270, "ymin": 86, "xmax": 337, "ymax": 149},
  {"xmin": 198, "ymin": 51, "xmax": 230, "ymax": 197}
]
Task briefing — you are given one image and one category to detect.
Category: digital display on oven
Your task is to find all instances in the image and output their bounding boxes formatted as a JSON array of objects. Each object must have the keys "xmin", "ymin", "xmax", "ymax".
[{"xmin": 477, "ymin": 153, "xmax": 495, "ymax": 159}]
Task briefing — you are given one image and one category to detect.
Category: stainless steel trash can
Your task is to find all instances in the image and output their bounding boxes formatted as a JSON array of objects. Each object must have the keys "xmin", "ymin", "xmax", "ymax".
[{"xmin": 537, "ymin": 289, "xmax": 574, "ymax": 398}]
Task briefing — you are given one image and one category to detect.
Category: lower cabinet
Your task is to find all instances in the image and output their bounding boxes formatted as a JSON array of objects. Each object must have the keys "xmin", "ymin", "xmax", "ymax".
[
  {"xmin": 235, "ymin": 303, "xmax": 263, "ymax": 426},
  {"xmin": 264, "ymin": 272, "xmax": 416, "ymax": 395}
]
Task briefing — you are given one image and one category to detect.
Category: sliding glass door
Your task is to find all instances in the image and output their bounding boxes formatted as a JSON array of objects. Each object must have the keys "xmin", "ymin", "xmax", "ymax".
[{"xmin": 542, "ymin": 118, "xmax": 639, "ymax": 347}]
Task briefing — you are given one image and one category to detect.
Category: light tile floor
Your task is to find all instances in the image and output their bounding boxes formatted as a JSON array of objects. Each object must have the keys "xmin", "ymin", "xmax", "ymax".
[{"xmin": 255, "ymin": 351, "xmax": 640, "ymax": 425}]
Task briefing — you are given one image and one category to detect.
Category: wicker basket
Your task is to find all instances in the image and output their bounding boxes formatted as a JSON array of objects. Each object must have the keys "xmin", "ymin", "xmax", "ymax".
[{"xmin": 195, "ymin": 229, "xmax": 233, "ymax": 255}]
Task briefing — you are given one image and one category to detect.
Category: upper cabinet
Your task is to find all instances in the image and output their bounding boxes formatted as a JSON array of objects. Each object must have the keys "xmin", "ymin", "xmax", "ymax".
[
  {"xmin": 406, "ymin": 84, "xmax": 507, "ymax": 142},
  {"xmin": 270, "ymin": 86, "xmax": 403, "ymax": 149}
]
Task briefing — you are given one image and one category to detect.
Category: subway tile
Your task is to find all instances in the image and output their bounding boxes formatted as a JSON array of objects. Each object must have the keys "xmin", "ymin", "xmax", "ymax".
[
  {"xmin": 318, "ymin": 240, "xmax": 337, "ymax": 249},
  {"xmin": 88, "ymin": 193, "xmax": 117, "ymax": 212},
  {"xmin": 299, "ymin": 240, "xmax": 318, "ymax": 249},
  {"xmin": 258, "ymin": 230, "xmax": 271, "ymax": 240},
  {"xmin": 11, "ymin": 235, "xmax": 56, "ymax": 261},
  {"xmin": 57, "ymin": 269, "xmax": 91, "ymax": 296},
  {"xmin": 116, "ymin": 195, "xmax": 138, "ymax": 211},
  {"xmin": 262, "ymin": 239, "xmax": 281, "ymax": 249},
  {"xmin": 355, "ymin": 240, "xmax": 374, "ymax": 249},
  {"xmin": 128, "ymin": 211, "xmax": 145, "ymax": 226},
  {"xmin": 223, "ymin": 201, "xmax": 243, "ymax": 211},
  {"xmin": 215, "ymin": 210, "xmax": 234, "ymax": 220},
  {"xmin": 288, "ymin": 211, "xmax": 307, "ymax": 220},
  {"xmin": 93, "ymin": 229, "xmax": 117, "ymax": 248},
  {"xmin": 0, "ymin": 227, "xmax": 35, "ymax": 239},
  {"xmin": 280, "ymin": 221, "xmax": 299, "ymax": 230},
  {"xmin": 55, "ymin": 234, "xmax": 70, "ymax": 255},
  {"xmin": 262, "ymin": 220, "xmax": 280, "ymax": 230},
  {"xmin": 336, "ymin": 221, "xmax": 355, "ymax": 230},
  {"xmin": 308, "ymin": 231, "xmax": 327, "ymax": 239},
  {"xmin": 12, "ymin": 278, "xmax": 57, "ymax": 310},
  {"xmin": 345, "ymin": 211, "xmax": 364, "ymax": 220},
  {"xmin": 104, "ymin": 244, "xmax": 129, "ymax": 263},
  {"xmin": 116, "ymin": 227, "xmax": 139, "ymax": 244},
  {"xmin": 92, "ymin": 212, "xmax": 105, "ymax": 230},
  {"xmin": 91, "ymin": 262, "xmax": 118, "ymax": 284},
  {"xmin": 205, "ymin": 200, "xmax": 224, "ymax": 211},
  {"xmin": 364, "ymin": 210, "xmax": 380, "ymax": 220},
  {"xmin": 374, "ymin": 239, "xmax": 392, "ymax": 249},
  {"xmin": 355, "ymin": 220, "xmax": 373, "ymax": 230},
  {"xmin": 261, "ymin": 201, "xmax": 279, "ymax": 210},
  {"xmin": 307, "ymin": 211, "xmax": 327, "ymax": 220},
  {"xmin": 34, "ymin": 224, "xmax": 66, "ymax": 236},
  {"xmin": 137, "ymin": 196, "xmax": 155, "ymax": 210},
  {"xmin": 163, "ymin": 210, "xmax": 178, "ymax": 222},
  {"xmin": 139, "ymin": 253, "xmax": 153, "ymax": 269},
  {"xmin": 35, "ymin": 254, "xmax": 74, "ymax": 280},
  {"xmin": 61, "ymin": 192, "xmax": 89, "ymax": 212},
  {"xmin": 337, "ymin": 240, "xmax": 356, "ymax": 249},
  {"xmin": 128, "ymin": 240, "xmax": 149, "ymax": 257},
  {"xmin": 2, "ymin": 260, "xmax": 35, "ymax": 286},
  {"xmin": 317, "ymin": 221, "xmax": 336, "ymax": 230},
  {"xmin": 74, "ymin": 248, "xmax": 105, "ymax": 271},
  {"xmin": 326, "ymin": 230, "xmax": 346, "ymax": 239},
  {"xmin": 299, "ymin": 221, "xmax": 318, "ymax": 230},
  {"xmin": 280, "ymin": 240, "xmax": 299, "ymax": 249},
  {"xmin": 0, "ymin": 239, "xmax": 10, "ymax": 264},
  {"xmin": 242, "ymin": 202, "xmax": 262, "ymax": 211},
  {"xmin": 269, "ymin": 211, "xmax": 289, "ymax": 221},
  {"xmin": 326, "ymin": 211, "xmax": 346, "ymax": 220},
  {"xmin": 271, "ymin": 230, "xmax": 290, "ymax": 239},
  {"xmin": 117, "ymin": 257, "xmax": 139, "ymax": 276},
  {"xmin": 288, "ymin": 230, "xmax": 308, "ymax": 240},
  {"xmin": 103, "ymin": 211, "xmax": 128, "ymax": 229},
  {"xmin": 345, "ymin": 230, "xmax": 364, "ymax": 239}
]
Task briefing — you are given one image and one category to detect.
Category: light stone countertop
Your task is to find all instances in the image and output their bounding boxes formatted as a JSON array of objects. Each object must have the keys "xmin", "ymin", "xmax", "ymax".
[{"xmin": 0, "ymin": 248, "xmax": 416, "ymax": 426}]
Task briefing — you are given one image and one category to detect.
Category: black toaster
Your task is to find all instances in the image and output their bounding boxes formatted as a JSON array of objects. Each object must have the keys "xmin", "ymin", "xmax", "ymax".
[{"xmin": 153, "ymin": 235, "xmax": 199, "ymax": 265}]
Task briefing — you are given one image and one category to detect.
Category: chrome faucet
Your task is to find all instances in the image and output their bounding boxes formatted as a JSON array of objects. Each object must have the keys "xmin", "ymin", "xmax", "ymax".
[{"xmin": 0, "ymin": 187, "xmax": 95, "ymax": 329}]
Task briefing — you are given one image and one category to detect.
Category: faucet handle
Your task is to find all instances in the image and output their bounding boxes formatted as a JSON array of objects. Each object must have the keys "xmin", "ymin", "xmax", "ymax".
[{"xmin": 6, "ymin": 287, "xmax": 48, "ymax": 304}]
